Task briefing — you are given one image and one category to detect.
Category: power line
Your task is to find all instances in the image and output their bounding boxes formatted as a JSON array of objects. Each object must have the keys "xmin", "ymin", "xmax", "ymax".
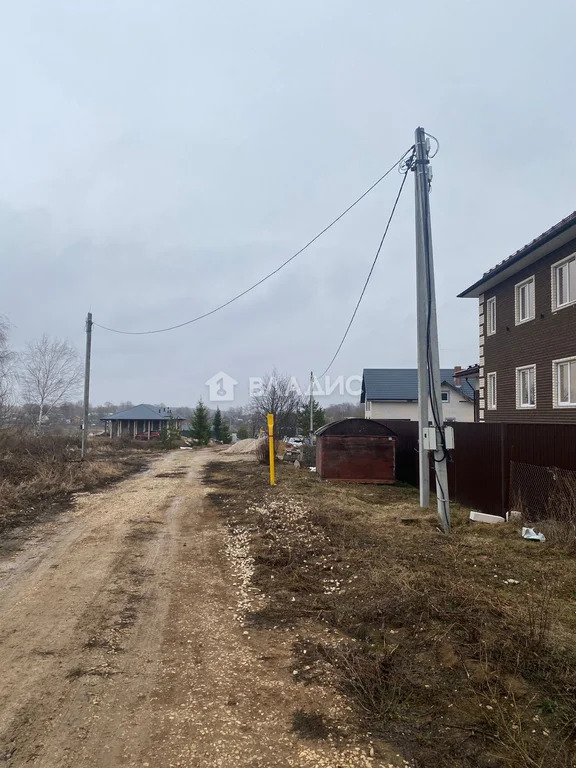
[
  {"xmin": 319, "ymin": 148, "xmax": 415, "ymax": 378},
  {"xmin": 94, "ymin": 147, "xmax": 415, "ymax": 335}
]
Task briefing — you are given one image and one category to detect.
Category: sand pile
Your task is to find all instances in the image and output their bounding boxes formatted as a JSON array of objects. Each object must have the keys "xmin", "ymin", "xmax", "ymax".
[{"xmin": 222, "ymin": 438, "xmax": 263, "ymax": 455}]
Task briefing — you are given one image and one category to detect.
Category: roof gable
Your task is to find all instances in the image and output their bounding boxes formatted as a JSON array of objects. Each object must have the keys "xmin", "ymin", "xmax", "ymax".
[
  {"xmin": 459, "ymin": 211, "xmax": 576, "ymax": 298},
  {"xmin": 361, "ymin": 369, "xmax": 475, "ymax": 403}
]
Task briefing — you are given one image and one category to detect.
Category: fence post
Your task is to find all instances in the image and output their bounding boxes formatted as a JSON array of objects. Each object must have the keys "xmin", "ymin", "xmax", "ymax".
[{"xmin": 500, "ymin": 423, "xmax": 509, "ymax": 517}]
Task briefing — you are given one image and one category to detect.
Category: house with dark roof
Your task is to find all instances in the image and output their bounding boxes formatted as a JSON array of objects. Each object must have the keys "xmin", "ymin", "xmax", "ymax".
[
  {"xmin": 360, "ymin": 368, "xmax": 475, "ymax": 422},
  {"xmin": 101, "ymin": 404, "xmax": 186, "ymax": 439},
  {"xmin": 459, "ymin": 211, "xmax": 576, "ymax": 423}
]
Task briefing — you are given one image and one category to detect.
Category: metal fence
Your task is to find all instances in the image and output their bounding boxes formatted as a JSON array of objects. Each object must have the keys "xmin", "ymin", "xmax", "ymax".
[
  {"xmin": 379, "ymin": 420, "xmax": 576, "ymax": 519},
  {"xmin": 509, "ymin": 462, "xmax": 576, "ymax": 521}
]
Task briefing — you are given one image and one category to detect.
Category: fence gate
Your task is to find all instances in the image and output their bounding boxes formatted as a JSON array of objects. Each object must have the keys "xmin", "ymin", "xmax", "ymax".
[{"xmin": 452, "ymin": 422, "xmax": 508, "ymax": 517}]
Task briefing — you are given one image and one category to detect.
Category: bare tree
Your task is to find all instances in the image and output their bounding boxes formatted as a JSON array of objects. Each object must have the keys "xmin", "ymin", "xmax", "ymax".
[
  {"xmin": 0, "ymin": 316, "xmax": 15, "ymax": 426},
  {"xmin": 19, "ymin": 335, "xmax": 83, "ymax": 433},
  {"xmin": 251, "ymin": 369, "xmax": 304, "ymax": 436}
]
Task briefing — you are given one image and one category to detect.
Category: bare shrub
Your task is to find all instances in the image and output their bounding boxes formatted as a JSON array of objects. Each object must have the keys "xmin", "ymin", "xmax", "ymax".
[
  {"xmin": 256, "ymin": 439, "xmax": 270, "ymax": 465},
  {"xmin": 525, "ymin": 582, "xmax": 554, "ymax": 652},
  {"xmin": 300, "ymin": 444, "xmax": 316, "ymax": 467},
  {"xmin": 473, "ymin": 679, "xmax": 576, "ymax": 768},
  {"xmin": 0, "ymin": 429, "xmax": 146, "ymax": 533},
  {"xmin": 327, "ymin": 643, "xmax": 401, "ymax": 720},
  {"xmin": 539, "ymin": 471, "xmax": 576, "ymax": 549},
  {"xmin": 511, "ymin": 462, "xmax": 576, "ymax": 549}
]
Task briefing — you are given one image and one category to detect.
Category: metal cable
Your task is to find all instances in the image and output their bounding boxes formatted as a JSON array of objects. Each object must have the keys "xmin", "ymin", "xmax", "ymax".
[
  {"xmin": 94, "ymin": 147, "xmax": 416, "ymax": 336},
  {"xmin": 319, "ymin": 149, "xmax": 416, "ymax": 377}
]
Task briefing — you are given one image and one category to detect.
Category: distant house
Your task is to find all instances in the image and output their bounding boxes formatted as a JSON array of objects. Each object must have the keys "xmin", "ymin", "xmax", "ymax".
[
  {"xmin": 459, "ymin": 211, "xmax": 576, "ymax": 423},
  {"xmin": 102, "ymin": 404, "xmax": 186, "ymax": 439},
  {"xmin": 361, "ymin": 368, "xmax": 475, "ymax": 422},
  {"xmin": 454, "ymin": 364, "xmax": 480, "ymax": 421}
]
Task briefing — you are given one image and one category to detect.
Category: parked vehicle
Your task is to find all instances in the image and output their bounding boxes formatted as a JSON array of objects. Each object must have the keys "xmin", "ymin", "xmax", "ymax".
[{"xmin": 135, "ymin": 431, "xmax": 161, "ymax": 440}]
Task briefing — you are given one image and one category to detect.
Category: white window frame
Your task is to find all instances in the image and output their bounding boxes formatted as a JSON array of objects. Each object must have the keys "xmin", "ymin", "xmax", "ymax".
[
  {"xmin": 553, "ymin": 356, "xmax": 576, "ymax": 408},
  {"xmin": 441, "ymin": 390, "xmax": 450, "ymax": 403},
  {"xmin": 551, "ymin": 254, "xmax": 576, "ymax": 311},
  {"xmin": 515, "ymin": 276, "xmax": 535, "ymax": 325},
  {"xmin": 516, "ymin": 364, "xmax": 536, "ymax": 409},
  {"xmin": 487, "ymin": 372, "xmax": 497, "ymax": 410},
  {"xmin": 486, "ymin": 296, "xmax": 496, "ymax": 335}
]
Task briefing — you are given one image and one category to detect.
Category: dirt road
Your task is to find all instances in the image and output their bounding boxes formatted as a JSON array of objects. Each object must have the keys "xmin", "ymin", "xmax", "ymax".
[{"xmin": 0, "ymin": 449, "xmax": 393, "ymax": 768}]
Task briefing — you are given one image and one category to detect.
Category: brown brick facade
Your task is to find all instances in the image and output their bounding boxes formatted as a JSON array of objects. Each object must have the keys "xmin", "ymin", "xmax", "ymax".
[{"xmin": 481, "ymin": 238, "xmax": 576, "ymax": 423}]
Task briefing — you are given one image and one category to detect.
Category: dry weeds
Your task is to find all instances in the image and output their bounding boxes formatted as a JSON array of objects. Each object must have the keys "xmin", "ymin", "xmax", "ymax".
[
  {"xmin": 205, "ymin": 459, "xmax": 576, "ymax": 768},
  {"xmin": 0, "ymin": 429, "xmax": 153, "ymax": 533}
]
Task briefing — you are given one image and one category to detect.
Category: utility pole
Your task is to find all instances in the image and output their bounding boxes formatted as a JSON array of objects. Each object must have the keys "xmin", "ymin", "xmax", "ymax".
[
  {"xmin": 81, "ymin": 312, "xmax": 93, "ymax": 460},
  {"xmin": 414, "ymin": 130, "xmax": 430, "ymax": 509},
  {"xmin": 309, "ymin": 371, "xmax": 314, "ymax": 439},
  {"xmin": 413, "ymin": 127, "xmax": 450, "ymax": 533}
]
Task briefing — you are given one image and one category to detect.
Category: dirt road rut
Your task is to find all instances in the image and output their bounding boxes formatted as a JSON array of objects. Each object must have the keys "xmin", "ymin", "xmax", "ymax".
[{"xmin": 0, "ymin": 449, "xmax": 400, "ymax": 768}]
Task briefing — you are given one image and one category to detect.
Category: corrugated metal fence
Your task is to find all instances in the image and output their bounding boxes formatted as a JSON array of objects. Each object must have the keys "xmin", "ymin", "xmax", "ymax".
[{"xmin": 380, "ymin": 420, "xmax": 576, "ymax": 518}]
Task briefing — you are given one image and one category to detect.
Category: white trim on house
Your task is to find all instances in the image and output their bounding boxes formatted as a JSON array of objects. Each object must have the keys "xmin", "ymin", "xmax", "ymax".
[
  {"xmin": 486, "ymin": 296, "xmax": 496, "ymax": 335},
  {"xmin": 552, "ymin": 356, "xmax": 576, "ymax": 408},
  {"xmin": 487, "ymin": 372, "xmax": 497, "ymax": 410},
  {"xmin": 478, "ymin": 293, "xmax": 485, "ymax": 420},
  {"xmin": 551, "ymin": 253, "xmax": 576, "ymax": 312},
  {"xmin": 515, "ymin": 276, "xmax": 535, "ymax": 325},
  {"xmin": 516, "ymin": 364, "xmax": 537, "ymax": 409}
]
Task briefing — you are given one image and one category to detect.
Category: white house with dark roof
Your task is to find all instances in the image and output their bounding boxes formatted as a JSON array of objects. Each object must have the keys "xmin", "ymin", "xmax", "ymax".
[{"xmin": 360, "ymin": 368, "xmax": 476, "ymax": 422}]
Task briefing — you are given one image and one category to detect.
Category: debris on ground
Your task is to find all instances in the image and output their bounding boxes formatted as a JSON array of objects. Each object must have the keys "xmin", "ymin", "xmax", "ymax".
[{"xmin": 521, "ymin": 526, "xmax": 546, "ymax": 541}]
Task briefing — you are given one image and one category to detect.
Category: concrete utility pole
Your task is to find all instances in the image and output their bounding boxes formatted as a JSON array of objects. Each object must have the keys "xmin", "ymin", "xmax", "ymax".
[
  {"xmin": 81, "ymin": 312, "xmax": 93, "ymax": 460},
  {"xmin": 413, "ymin": 127, "xmax": 451, "ymax": 533},
  {"xmin": 309, "ymin": 371, "xmax": 314, "ymax": 439}
]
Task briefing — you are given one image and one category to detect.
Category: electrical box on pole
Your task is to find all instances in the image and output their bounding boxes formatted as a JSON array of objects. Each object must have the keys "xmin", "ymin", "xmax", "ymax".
[
  {"xmin": 422, "ymin": 428, "xmax": 437, "ymax": 451},
  {"xmin": 413, "ymin": 127, "xmax": 451, "ymax": 533}
]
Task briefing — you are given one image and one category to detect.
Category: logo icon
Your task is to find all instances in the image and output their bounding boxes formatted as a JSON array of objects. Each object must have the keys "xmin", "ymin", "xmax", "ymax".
[{"xmin": 205, "ymin": 371, "xmax": 238, "ymax": 402}]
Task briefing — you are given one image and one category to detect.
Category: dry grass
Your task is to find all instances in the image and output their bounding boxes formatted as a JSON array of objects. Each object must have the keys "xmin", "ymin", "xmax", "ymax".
[
  {"xmin": 205, "ymin": 459, "xmax": 576, "ymax": 768},
  {"xmin": 534, "ymin": 472, "xmax": 576, "ymax": 550},
  {"xmin": 0, "ymin": 429, "xmax": 153, "ymax": 533}
]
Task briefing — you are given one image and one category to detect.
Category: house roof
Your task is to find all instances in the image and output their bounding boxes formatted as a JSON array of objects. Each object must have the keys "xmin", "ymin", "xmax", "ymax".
[
  {"xmin": 455, "ymin": 364, "xmax": 479, "ymax": 379},
  {"xmin": 101, "ymin": 404, "xmax": 183, "ymax": 421},
  {"xmin": 361, "ymin": 369, "xmax": 475, "ymax": 403},
  {"xmin": 459, "ymin": 210, "xmax": 576, "ymax": 299}
]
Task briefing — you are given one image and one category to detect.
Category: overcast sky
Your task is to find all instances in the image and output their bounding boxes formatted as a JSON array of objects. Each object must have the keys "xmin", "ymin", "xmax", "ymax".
[{"xmin": 1, "ymin": 0, "xmax": 575, "ymax": 407}]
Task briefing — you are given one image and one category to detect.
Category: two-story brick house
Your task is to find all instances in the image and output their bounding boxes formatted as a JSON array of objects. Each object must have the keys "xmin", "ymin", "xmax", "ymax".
[{"xmin": 459, "ymin": 211, "xmax": 576, "ymax": 423}]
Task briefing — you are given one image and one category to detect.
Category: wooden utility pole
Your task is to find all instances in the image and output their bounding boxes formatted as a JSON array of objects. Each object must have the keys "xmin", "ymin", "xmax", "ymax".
[
  {"xmin": 81, "ymin": 312, "xmax": 92, "ymax": 460},
  {"xmin": 413, "ymin": 127, "xmax": 450, "ymax": 533}
]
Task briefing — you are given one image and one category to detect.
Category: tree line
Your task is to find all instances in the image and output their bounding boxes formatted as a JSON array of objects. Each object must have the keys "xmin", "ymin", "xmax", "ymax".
[
  {"xmin": 0, "ymin": 320, "xmax": 362, "ymax": 437},
  {"xmin": 188, "ymin": 370, "xmax": 363, "ymax": 443}
]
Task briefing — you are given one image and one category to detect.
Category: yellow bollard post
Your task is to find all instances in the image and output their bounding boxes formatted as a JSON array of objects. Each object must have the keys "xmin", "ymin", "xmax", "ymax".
[{"xmin": 267, "ymin": 413, "xmax": 275, "ymax": 486}]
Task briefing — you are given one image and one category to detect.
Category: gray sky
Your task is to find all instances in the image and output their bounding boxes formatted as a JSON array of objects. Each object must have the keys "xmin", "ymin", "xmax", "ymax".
[{"xmin": 1, "ymin": 0, "xmax": 575, "ymax": 407}]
